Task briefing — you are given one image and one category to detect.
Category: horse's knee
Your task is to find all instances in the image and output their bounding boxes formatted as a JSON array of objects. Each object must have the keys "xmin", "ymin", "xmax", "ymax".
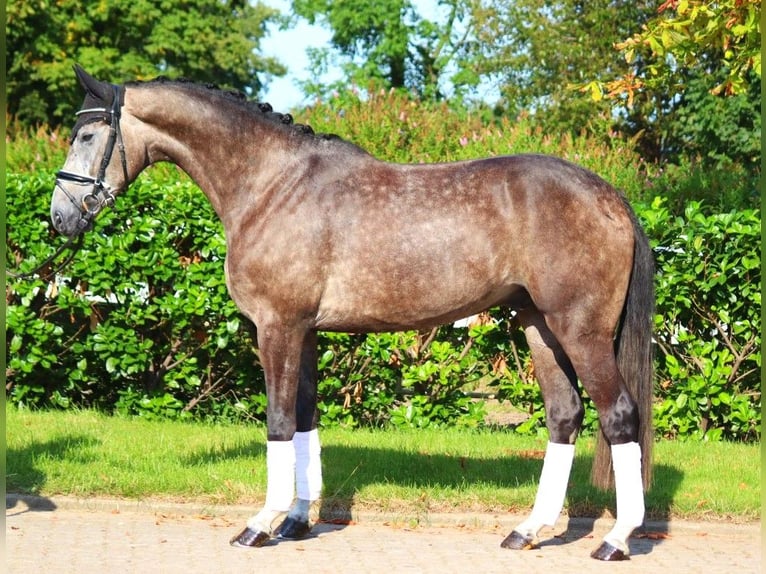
[{"xmin": 266, "ymin": 411, "xmax": 297, "ymax": 441}]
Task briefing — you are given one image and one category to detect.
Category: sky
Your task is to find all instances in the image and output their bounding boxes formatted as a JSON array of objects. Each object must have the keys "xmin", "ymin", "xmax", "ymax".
[
  {"xmin": 259, "ymin": 0, "xmax": 336, "ymax": 109},
  {"xmin": 259, "ymin": 0, "xmax": 447, "ymax": 110}
]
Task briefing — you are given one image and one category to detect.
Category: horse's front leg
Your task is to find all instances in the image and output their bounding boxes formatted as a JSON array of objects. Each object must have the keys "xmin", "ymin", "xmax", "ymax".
[
  {"xmin": 273, "ymin": 330, "xmax": 322, "ymax": 540},
  {"xmin": 230, "ymin": 325, "xmax": 315, "ymax": 548}
]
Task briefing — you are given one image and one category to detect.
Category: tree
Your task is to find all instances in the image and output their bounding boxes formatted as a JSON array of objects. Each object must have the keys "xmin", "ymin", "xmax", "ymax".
[
  {"xmin": 7, "ymin": 0, "xmax": 287, "ymax": 128},
  {"xmin": 292, "ymin": 0, "xmax": 660, "ymax": 135},
  {"xmin": 590, "ymin": 0, "xmax": 761, "ymax": 101},
  {"xmin": 292, "ymin": 0, "xmax": 473, "ymax": 100},
  {"xmin": 458, "ymin": 0, "xmax": 658, "ymax": 134},
  {"xmin": 581, "ymin": 0, "xmax": 761, "ymax": 167}
]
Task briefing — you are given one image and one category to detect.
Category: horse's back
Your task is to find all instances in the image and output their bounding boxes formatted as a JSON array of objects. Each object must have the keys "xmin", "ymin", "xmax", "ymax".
[{"xmin": 303, "ymin": 153, "xmax": 635, "ymax": 332}]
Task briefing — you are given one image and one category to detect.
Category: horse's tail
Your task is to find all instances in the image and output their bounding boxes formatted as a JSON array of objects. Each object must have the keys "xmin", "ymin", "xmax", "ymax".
[{"xmin": 591, "ymin": 198, "xmax": 654, "ymax": 491}]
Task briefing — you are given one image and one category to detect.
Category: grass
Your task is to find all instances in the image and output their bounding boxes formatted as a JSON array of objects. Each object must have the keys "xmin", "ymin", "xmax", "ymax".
[{"xmin": 5, "ymin": 407, "xmax": 761, "ymax": 523}]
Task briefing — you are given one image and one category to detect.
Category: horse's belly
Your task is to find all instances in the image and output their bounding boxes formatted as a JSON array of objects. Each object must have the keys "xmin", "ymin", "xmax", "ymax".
[{"xmin": 315, "ymin": 277, "xmax": 521, "ymax": 332}]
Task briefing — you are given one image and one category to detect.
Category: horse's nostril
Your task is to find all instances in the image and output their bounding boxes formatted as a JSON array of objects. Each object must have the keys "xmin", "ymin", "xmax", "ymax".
[{"xmin": 53, "ymin": 211, "xmax": 63, "ymax": 229}]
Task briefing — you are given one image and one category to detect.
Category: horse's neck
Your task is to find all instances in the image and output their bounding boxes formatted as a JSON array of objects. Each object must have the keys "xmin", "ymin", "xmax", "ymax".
[{"xmin": 126, "ymin": 85, "xmax": 280, "ymax": 220}]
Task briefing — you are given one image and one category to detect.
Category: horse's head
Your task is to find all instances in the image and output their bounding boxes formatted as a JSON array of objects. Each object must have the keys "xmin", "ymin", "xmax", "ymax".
[{"xmin": 51, "ymin": 65, "xmax": 132, "ymax": 236}]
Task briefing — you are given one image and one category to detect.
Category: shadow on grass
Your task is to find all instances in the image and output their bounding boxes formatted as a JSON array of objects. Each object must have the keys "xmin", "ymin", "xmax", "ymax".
[
  {"xmin": 5, "ymin": 434, "xmax": 100, "ymax": 515},
  {"xmin": 317, "ymin": 443, "xmax": 683, "ymax": 520},
  {"xmin": 9, "ymin": 432, "xmax": 683, "ymax": 525}
]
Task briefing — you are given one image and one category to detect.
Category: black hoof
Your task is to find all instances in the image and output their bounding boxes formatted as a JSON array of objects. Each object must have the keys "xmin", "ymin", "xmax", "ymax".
[
  {"xmin": 230, "ymin": 527, "xmax": 271, "ymax": 548},
  {"xmin": 274, "ymin": 516, "xmax": 312, "ymax": 540},
  {"xmin": 591, "ymin": 541, "xmax": 629, "ymax": 561},
  {"xmin": 500, "ymin": 530, "xmax": 538, "ymax": 550}
]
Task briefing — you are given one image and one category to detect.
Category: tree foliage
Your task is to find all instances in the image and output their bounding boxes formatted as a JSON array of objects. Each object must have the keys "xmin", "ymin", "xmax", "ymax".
[
  {"xmin": 463, "ymin": 0, "xmax": 657, "ymax": 134},
  {"xmin": 7, "ymin": 0, "xmax": 287, "ymax": 129},
  {"xmin": 592, "ymin": 0, "xmax": 761, "ymax": 100},
  {"xmin": 291, "ymin": 0, "xmax": 760, "ymax": 175},
  {"xmin": 293, "ymin": 0, "xmax": 473, "ymax": 100},
  {"xmin": 579, "ymin": 0, "xmax": 762, "ymax": 168}
]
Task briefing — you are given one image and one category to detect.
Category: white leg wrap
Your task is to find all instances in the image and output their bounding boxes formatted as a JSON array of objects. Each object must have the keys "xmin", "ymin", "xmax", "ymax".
[
  {"xmin": 514, "ymin": 442, "xmax": 575, "ymax": 538},
  {"xmin": 247, "ymin": 440, "xmax": 296, "ymax": 533},
  {"xmin": 294, "ymin": 429, "xmax": 323, "ymax": 501},
  {"xmin": 264, "ymin": 439, "xmax": 296, "ymax": 512},
  {"xmin": 604, "ymin": 441, "xmax": 645, "ymax": 553}
]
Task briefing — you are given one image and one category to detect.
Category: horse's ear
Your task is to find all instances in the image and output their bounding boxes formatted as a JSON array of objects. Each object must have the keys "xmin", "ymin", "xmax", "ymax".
[{"xmin": 73, "ymin": 64, "xmax": 113, "ymax": 102}]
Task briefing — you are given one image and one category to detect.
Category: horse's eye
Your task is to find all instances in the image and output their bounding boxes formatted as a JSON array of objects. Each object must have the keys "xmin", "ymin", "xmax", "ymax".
[{"xmin": 80, "ymin": 133, "xmax": 94, "ymax": 143}]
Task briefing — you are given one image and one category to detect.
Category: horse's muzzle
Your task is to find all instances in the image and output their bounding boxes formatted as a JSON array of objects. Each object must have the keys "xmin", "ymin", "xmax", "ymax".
[{"xmin": 51, "ymin": 204, "xmax": 92, "ymax": 237}]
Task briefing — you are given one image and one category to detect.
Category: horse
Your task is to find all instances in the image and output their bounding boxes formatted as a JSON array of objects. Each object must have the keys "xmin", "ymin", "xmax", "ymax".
[{"xmin": 51, "ymin": 66, "xmax": 654, "ymax": 561}]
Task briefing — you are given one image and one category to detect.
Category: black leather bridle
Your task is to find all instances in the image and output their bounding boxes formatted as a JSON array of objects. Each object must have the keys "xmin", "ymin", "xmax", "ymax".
[
  {"xmin": 54, "ymin": 83, "xmax": 129, "ymax": 232},
  {"xmin": 9, "ymin": 85, "xmax": 129, "ymax": 280}
]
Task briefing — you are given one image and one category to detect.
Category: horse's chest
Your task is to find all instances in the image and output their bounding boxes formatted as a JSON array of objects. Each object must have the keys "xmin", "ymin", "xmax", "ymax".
[{"xmin": 223, "ymin": 249, "xmax": 325, "ymax": 321}]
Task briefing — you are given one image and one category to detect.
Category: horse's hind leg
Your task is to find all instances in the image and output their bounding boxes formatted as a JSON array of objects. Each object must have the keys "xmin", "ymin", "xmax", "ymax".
[
  {"xmin": 501, "ymin": 308, "xmax": 583, "ymax": 550},
  {"xmin": 550, "ymin": 317, "xmax": 645, "ymax": 561}
]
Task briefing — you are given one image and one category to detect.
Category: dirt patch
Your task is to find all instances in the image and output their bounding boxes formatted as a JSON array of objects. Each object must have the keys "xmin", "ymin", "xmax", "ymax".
[{"xmin": 480, "ymin": 398, "xmax": 531, "ymax": 428}]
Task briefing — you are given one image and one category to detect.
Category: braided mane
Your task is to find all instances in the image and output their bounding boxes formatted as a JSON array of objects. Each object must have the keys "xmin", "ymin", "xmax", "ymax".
[{"xmin": 126, "ymin": 76, "xmax": 335, "ymax": 140}]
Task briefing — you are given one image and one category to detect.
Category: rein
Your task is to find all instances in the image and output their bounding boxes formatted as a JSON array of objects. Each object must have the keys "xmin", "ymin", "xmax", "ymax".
[
  {"xmin": 6, "ymin": 234, "xmax": 84, "ymax": 280},
  {"xmin": 8, "ymin": 84, "xmax": 127, "ymax": 281}
]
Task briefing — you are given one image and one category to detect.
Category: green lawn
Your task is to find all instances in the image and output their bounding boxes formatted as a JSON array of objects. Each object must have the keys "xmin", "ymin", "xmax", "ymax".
[{"xmin": 5, "ymin": 407, "xmax": 761, "ymax": 522}]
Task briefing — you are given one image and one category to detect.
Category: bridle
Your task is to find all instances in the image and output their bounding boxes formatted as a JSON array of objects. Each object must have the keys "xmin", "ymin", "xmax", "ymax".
[
  {"xmin": 8, "ymin": 84, "xmax": 128, "ymax": 280},
  {"xmin": 54, "ymin": 83, "xmax": 129, "ymax": 232}
]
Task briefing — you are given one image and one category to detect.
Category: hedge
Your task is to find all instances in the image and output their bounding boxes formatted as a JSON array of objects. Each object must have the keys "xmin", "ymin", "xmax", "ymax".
[{"xmin": 4, "ymin": 92, "xmax": 761, "ymax": 440}]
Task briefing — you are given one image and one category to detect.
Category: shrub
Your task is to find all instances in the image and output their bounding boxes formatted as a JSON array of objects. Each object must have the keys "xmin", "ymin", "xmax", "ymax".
[
  {"xmin": 6, "ymin": 171, "xmax": 265, "ymax": 421},
  {"xmin": 642, "ymin": 198, "xmax": 761, "ymax": 440},
  {"xmin": 299, "ymin": 89, "xmax": 647, "ymax": 199}
]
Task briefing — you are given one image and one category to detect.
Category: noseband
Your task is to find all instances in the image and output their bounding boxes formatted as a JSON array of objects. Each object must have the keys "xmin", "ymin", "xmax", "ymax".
[{"xmin": 55, "ymin": 84, "xmax": 129, "ymax": 231}]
